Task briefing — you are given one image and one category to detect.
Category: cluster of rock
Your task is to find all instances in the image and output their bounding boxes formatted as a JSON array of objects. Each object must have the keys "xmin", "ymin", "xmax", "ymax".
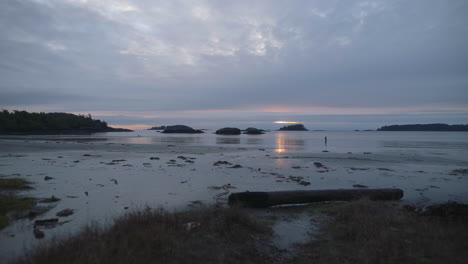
[
  {"xmin": 154, "ymin": 124, "xmax": 308, "ymax": 134},
  {"xmin": 215, "ymin": 127, "xmax": 265, "ymax": 135}
]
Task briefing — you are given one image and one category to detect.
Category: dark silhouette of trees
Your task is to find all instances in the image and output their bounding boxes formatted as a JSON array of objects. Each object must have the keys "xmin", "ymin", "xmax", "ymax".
[
  {"xmin": 377, "ymin": 123, "xmax": 468, "ymax": 131},
  {"xmin": 0, "ymin": 110, "xmax": 130, "ymax": 134},
  {"xmin": 278, "ymin": 124, "xmax": 308, "ymax": 131}
]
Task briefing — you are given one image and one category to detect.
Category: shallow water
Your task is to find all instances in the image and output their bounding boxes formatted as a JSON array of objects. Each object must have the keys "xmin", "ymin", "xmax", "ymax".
[
  {"xmin": 0, "ymin": 131, "xmax": 467, "ymax": 261},
  {"xmin": 4, "ymin": 130, "xmax": 468, "ymax": 154}
]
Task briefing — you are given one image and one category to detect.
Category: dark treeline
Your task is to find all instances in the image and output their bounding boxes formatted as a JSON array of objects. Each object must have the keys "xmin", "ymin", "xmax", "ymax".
[
  {"xmin": 278, "ymin": 124, "xmax": 308, "ymax": 131},
  {"xmin": 378, "ymin": 123, "xmax": 468, "ymax": 131},
  {"xmin": 0, "ymin": 110, "xmax": 131, "ymax": 134}
]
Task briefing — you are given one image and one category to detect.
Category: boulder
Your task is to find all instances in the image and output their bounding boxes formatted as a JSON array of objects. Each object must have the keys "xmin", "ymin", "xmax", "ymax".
[
  {"xmin": 243, "ymin": 127, "xmax": 264, "ymax": 135},
  {"xmin": 216, "ymin": 127, "xmax": 241, "ymax": 135},
  {"xmin": 162, "ymin": 125, "xmax": 203, "ymax": 134}
]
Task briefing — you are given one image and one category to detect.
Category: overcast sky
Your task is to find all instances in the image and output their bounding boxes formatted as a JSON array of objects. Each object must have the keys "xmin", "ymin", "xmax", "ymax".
[{"xmin": 1, "ymin": 0, "xmax": 467, "ymax": 130}]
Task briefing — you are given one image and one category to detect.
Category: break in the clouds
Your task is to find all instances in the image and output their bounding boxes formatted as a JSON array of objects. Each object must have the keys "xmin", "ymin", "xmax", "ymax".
[{"xmin": 1, "ymin": 0, "xmax": 467, "ymax": 129}]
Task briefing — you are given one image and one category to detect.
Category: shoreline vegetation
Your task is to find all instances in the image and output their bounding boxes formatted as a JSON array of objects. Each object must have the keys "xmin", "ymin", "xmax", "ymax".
[
  {"xmin": 10, "ymin": 199, "xmax": 468, "ymax": 264},
  {"xmin": 0, "ymin": 178, "xmax": 36, "ymax": 229},
  {"xmin": 0, "ymin": 110, "xmax": 132, "ymax": 135},
  {"xmin": 378, "ymin": 123, "xmax": 468, "ymax": 131}
]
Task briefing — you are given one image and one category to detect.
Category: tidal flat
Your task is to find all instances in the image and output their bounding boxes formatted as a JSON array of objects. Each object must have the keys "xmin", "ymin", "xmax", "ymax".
[{"xmin": 1, "ymin": 132, "xmax": 468, "ymax": 262}]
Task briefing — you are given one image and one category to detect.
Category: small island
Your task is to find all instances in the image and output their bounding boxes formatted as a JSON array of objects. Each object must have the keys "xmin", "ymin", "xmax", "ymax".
[
  {"xmin": 161, "ymin": 125, "xmax": 204, "ymax": 134},
  {"xmin": 278, "ymin": 124, "xmax": 308, "ymax": 131},
  {"xmin": 216, "ymin": 127, "xmax": 241, "ymax": 135},
  {"xmin": 243, "ymin": 127, "xmax": 264, "ymax": 135},
  {"xmin": 377, "ymin": 123, "xmax": 468, "ymax": 132},
  {"xmin": 0, "ymin": 110, "xmax": 132, "ymax": 134}
]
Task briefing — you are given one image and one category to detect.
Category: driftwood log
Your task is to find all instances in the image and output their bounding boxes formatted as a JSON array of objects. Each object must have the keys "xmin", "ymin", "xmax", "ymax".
[{"xmin": 228, "ymin": 188, "xmax": 404, "ymax": 208}]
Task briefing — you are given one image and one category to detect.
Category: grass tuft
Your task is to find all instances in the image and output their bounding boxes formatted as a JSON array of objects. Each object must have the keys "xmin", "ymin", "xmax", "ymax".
[
  {"xmin": 0, "ymin": 194, "xmax": 36, "ymax": 229},
  {"xmin": 0, "ymin": 178, "xmax": 32, "ymax": 190}
]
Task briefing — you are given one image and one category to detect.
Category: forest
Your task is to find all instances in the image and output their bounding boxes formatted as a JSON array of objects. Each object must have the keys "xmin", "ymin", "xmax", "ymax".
[
  {"xmin": 0, "ymin": 110, "xmax": 131, "ymax": 134},
  {"xmin": 377, "ymin": 123, "xmax": 468, "ymax": 131}
]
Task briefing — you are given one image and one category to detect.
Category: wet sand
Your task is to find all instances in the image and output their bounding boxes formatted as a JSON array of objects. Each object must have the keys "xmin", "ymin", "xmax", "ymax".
[{"xmin": 1, "ymin": 138, "xmax": 468, "ymax": 260}]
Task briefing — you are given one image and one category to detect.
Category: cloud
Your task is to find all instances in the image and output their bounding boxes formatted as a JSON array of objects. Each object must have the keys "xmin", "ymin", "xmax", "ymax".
[{"xmin": 1, "ymin": 0, "xmax": 467, "ymax": 129}]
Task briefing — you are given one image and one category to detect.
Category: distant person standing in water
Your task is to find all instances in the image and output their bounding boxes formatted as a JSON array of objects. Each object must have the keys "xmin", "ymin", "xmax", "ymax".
[{"xmin": 325, "ymin": 136, "xmax": 327, "ymax": 146}]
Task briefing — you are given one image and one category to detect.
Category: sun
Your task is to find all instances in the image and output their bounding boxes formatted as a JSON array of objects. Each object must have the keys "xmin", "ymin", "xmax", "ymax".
[{"xmin": 274, "ymin": 121, "xmax": 299, "ymax": 124}]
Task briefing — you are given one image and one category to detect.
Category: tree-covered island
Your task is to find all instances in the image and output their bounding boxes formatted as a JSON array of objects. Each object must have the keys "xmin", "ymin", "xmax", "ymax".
[
  {"xmin": 0, "ymin": 110, "xmax": 132, "ymax": 134},
  {"xmin": 377, "ymin": 123, "xmax": 468, "ymax": 131}
]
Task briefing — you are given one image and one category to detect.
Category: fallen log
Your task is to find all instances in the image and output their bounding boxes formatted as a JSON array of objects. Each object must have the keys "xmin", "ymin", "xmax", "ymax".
[{"xmin": 228, "ymin": 188, "xmax": 404, "ymax": 208}]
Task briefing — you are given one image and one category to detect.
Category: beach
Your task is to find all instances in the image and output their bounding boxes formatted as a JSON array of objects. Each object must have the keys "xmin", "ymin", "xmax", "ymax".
[{"xmin": 1, "ymin": 131, "xmax": 468, "ymax": 261}]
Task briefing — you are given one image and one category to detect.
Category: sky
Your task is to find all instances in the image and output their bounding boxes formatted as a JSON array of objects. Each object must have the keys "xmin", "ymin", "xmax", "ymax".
[{"xmin": 1, "ymin": 0, "xmax": 467, "ymax": 130}]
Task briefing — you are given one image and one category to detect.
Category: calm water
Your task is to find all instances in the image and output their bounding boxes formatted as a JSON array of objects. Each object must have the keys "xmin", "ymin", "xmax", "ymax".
[
  {"xmin": 4, "ymin": 130, "xmax": 468, "ymax": 156},
  {"xmin": 92, "ymin": 130, "xmax": 468, "ymax": 156}
]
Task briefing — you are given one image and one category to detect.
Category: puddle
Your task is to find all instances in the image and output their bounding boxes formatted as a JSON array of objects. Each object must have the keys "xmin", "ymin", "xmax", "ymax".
[{"xmin": 250, "ymin": 205, "xmax": 328, "ymax": 251}]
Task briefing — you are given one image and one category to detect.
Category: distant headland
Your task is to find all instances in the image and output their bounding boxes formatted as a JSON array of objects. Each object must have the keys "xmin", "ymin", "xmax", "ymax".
[
  {"xmin": 278, "ymin": 124, "xmax": 308, "ymax": 131},
  {"xmin": 377, "ymin": 123, "xmax": 468, "ymax": 132},
  {"xmin": 0, "ymin": 110, "xmax": 132, "ymax": 135}
]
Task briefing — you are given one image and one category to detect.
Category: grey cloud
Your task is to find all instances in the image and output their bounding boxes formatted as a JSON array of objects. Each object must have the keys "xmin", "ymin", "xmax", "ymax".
[
  {"xmin": 0, "ymin": 89, "xmax": 92, "ymax": 106},
  {"xmin": 0, "ymin": 0, "xmax": 467, "ymax": 128}
]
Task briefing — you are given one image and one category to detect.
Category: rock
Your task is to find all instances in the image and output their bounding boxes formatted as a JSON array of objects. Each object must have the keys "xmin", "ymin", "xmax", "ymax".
[
  {"xmin": 33, "ymin": 228, "xmax": 45, "ymax": 239},
  {"xmin": 353, "ymin": 184, "xmax": 369, "ymax": 188},
  {"xmin": 213, "ymin": 161, "xmax": 232, "ymax": 166},
  {"xmin": 184, "ymin": 222, "xmax": 201, "ymax": 231},
  {"xmin": 452, "ymin": 169, "xmax": 468, "ymax": 175},
  {"xmin": 34, "ymin": 218, "xmax": 59, "ymax": 227},
  {"xmin": 44, "ymin": 176, "xmax": 54, "ymax": 181},
  {"xmin": 299, "ymin": 181, "xmax": 311, "ymax": 186},
  {"xmin": 229, "ymin": 164, "xmax": 243, "ymax": 168},
  {"xmin": 39, "ymin": 196, "xmax": 60, "ymax": 203},
  {"xmin": 349, "ymin": 168, "xmax": 370, "ymax": 171},
  {"xmin": 243, "ymin": 127, "xmax": 264, "ymax": 135},
  {"xmin": 161, "ymin": 125, "xmax": 203, "ymax": 134},
  {"xmin": 216, "ymin": 127, "xmax": 241, "ymax": 135},
  {"xmin": 278, "ymin": 124, "xmax": 308, "ymax": 131},
  {"xmin": 56, "ymin": 208, "xmax": 74, "ymax": 217},
  {"xmin": 150, "ymin": 157, "xmax": 160, "ymax": 160},
  {"xmin": 313, "ymin": 162, "xmax": 326, "ymax": 169}
]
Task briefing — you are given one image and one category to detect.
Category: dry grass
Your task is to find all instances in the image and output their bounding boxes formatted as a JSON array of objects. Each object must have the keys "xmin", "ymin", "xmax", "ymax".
[
  {"xmin": 0, "ymin": 194, "xmax": 36, "ymax": 229},
  {"xmin": 287, "ymin": 199, "xmax": 468, "ymax": 264},
  {"xmin": 0, "ymin": 178, "xmax": 32, "ymax": 190},
  {"xmin": 11, "ymin": 200, "xmax": 468, "ymax": 264},
  {"xmin": 0, "ymin": 178, "xmax": 35, "ymax": 229},
  {"xmin": 13, "ymin": 206, "xmax": 276, "ymax": 264}
]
